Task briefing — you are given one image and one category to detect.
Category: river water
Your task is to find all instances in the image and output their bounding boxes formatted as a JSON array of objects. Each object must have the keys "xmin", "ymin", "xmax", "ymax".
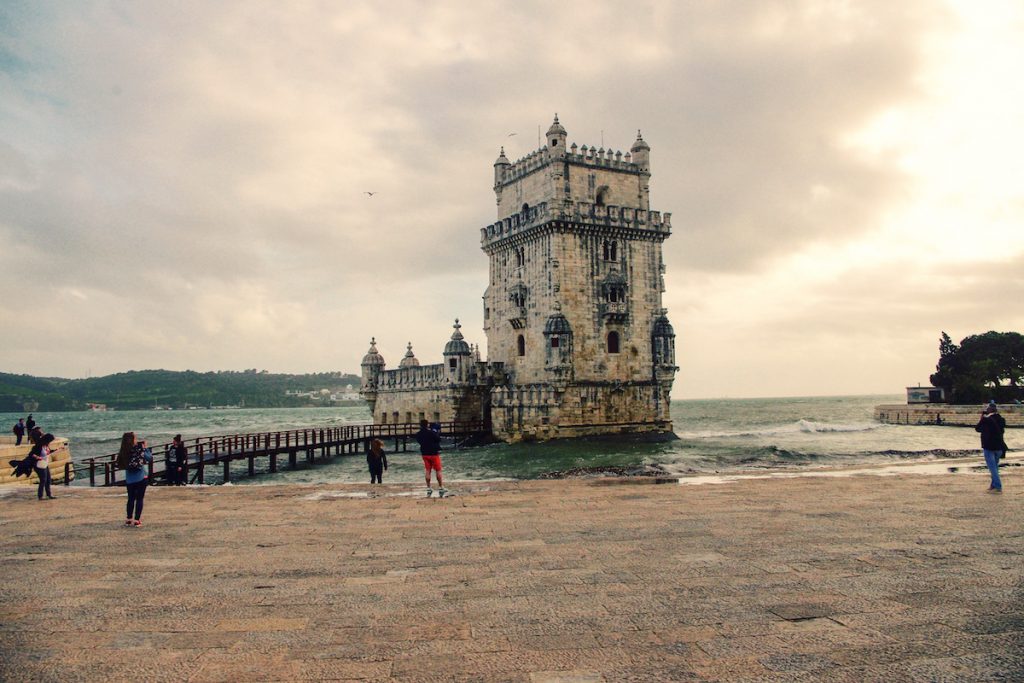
[{"xmin": 2, "ymin": 394, "xmax": 994, "ymax": 485}]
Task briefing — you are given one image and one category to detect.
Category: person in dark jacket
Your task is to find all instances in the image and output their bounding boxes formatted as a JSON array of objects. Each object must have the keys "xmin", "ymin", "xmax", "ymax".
[
  {"xmin": 975, "ymin": 403, "xmax": 1008, "ymax": 493},
  {"xmin": 30, "ymin": 433, "xmax": 57, "ymax": 500},
  {"xmin": 414, "ymin": 419, "xmax": 446, "ymax": 497},
  {"xmin": 367, "ymin": 438, "xmax": 388, "ymax": 484},
  {"xmin": 25, "ymin": 415, "xmax": 36, "ymax": 433},
  {"xmin": 167, "ymin": 435, "xmax": 188, "ymax": 485},
  {"xmin": 12, "ymin": 419, "xmax": 25, "ymax": 446}
]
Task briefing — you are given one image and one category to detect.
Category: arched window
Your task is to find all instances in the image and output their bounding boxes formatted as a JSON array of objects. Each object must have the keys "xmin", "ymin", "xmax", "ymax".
[
  {"xmin": 596, "ymin": 186, "xmax": 609, "ymax": 206},
  {"xmin": 515, "ymin": 246, "xmax": 525, "ymax": 267},
  {"xmin": 602, "ymin": 240, "xmax": 618, "ymax": 262},
  {"xmin": 517, "ymin": 335, "xmax": 526, "ymax": 356},
  {"xmin": 521, "ymin": 203, "xmax": 530, "ymax": 214},
  {"xmin": 550, "ymin": 336, "xmax": 560, "ymax": 348},
  {"xmin": 607, "ymin": 331, "xmax": 620, "ymax": 354}
]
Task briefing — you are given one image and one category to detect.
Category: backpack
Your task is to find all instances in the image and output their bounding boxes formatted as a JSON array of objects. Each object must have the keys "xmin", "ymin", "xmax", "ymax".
[{"xmin": 127, "ymin": 446, "xmax": 146, "ymax": 472}]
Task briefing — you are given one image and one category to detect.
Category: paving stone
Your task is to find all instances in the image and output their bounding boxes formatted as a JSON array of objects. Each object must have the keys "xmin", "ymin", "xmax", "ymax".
[{"xmin": 0, "ymin": 473, "xmax": 1020, "ymax": 681}]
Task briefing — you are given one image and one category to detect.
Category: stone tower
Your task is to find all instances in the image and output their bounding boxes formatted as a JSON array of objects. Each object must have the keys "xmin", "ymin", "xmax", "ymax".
[{"xmin": 481, "ymin": 115, "xmax": 677, "ymax": 440}]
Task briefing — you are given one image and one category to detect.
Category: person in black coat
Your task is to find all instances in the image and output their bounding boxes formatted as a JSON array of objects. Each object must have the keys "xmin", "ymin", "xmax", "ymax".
[
  {"xmin": 367, "ymin": 439, "xmax": 388, "ymax": 484},
  {"xmin": 976, "ymin": 403, "xmax": 1008, "ymax": 493},
  {"xmin": 167, "ymin": 435, "xmax": 188, "ymax": 485}
]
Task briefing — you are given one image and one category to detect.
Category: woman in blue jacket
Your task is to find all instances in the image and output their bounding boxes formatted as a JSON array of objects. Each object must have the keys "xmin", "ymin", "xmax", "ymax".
[{"xmin": 118, "ymin": 432, "xmax": 152, "ymax": 527}]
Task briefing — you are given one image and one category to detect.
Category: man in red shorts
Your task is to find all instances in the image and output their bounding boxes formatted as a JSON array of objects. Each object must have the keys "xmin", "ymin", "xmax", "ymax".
[{"xmin": 415, "ymin": 419, "xmax": 446, "ymax": 497}]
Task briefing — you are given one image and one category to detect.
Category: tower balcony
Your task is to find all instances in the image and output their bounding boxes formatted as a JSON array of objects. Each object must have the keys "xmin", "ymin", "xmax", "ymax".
[
  {"xmin": 601, "ymin": 302, "xmax": 628, "ymax": 323},
  {"xmin": 508, "ymin": 306, "xmax": 527, "ymax": 329}
]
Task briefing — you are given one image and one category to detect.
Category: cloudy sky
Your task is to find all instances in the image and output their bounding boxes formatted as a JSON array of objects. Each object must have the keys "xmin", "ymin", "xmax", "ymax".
[{"xmin": 2, "ymin": 1, "xmax": 1022, "ymax": 399}]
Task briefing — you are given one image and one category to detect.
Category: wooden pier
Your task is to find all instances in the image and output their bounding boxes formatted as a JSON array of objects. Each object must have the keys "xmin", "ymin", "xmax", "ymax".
[{"xmin": 73, "ymin": 421, "xmax": 490, "ymax": 487}]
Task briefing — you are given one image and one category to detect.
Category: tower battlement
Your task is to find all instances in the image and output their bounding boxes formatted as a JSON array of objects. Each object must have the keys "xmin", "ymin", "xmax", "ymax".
[
  {"xmin": 497, "ymin": 143, "xmax": 644, "ymax": 187},
  {"xmin": 480, "ymin": 200, "xmax": 671, "ymax": 250}
]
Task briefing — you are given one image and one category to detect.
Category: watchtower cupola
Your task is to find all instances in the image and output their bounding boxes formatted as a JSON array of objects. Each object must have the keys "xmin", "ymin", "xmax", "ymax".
[
  {"xmin": 399, "ymin": 342, "xmax": 420, "ymax": 369},
  {"xmin": 630, "ymin": 130, "xmax": 651, "ymax": 171},
  {"xmin": 493, "ymin": 146, "xmax": 510, "ymax": 186},
  {"xmin": 443, "ymin": 319, "xmax": 472, "ymax": 381},
  {"xmin": 546, "ymin": 114, "xmax": 567, "ymax": 157}
]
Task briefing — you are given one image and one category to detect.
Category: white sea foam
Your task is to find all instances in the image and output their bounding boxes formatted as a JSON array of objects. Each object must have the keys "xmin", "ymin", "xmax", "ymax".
[{"xmin": 674, "ymin": 420, "xmax": 884, "ymax": 440}]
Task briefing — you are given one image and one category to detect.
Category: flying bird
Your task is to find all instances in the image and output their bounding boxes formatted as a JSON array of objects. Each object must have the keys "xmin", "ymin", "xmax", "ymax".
[
  {"xmin": 364, "ymin": 191, "xmax": 377, "ymax": 197},
  {"xmin": 507, "ymin": 132, "xmax": 517, "ymax": 137}
]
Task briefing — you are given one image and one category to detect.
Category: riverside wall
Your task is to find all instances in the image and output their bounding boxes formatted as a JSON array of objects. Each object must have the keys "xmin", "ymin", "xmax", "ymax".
[{"xmin": 875, "ymin": 403, "xmax": 1024, "ymax": 427}]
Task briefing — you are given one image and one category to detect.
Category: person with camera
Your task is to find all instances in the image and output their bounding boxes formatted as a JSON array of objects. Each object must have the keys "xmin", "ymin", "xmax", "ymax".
[
  {"xmin": 117, "ymin": 432, "xmax": 153, "ymax": 526},
  {"xmin": 975, "ymin": 402, "xmax": 1008, "ymax": 494}
]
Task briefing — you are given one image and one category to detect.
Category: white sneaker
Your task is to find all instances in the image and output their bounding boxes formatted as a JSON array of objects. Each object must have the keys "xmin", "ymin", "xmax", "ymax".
[{"xmin": 426, "ymin": 488, "xmax": 434, "ymax": 498}]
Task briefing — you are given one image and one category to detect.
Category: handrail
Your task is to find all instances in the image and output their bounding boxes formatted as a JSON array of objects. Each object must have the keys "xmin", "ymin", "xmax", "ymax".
[{"xmin": 71, "ymin": 420, "xmax": 488, "ymax": 486}]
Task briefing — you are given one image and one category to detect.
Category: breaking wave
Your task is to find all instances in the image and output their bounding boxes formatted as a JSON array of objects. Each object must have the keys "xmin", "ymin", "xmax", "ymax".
[{"xmin": 675, "ymin": 420, "xmax": 884, "ymax": 440}]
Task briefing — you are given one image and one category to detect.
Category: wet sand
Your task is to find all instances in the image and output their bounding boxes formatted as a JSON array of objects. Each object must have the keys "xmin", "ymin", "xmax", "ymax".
[{"xmin": 1, "ymin": 457, "xmax": 1022, "ymax": 682}]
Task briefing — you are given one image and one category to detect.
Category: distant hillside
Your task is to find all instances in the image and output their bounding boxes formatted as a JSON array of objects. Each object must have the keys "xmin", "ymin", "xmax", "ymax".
[{"xmin": 0, "ymin": 370, "xmax": 362, "ymax": 412}]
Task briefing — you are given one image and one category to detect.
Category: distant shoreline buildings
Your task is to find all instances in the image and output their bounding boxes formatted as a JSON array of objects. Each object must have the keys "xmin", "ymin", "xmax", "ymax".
[{"xmin": 361, "ymin": 116, "xmax": 678, "ymax": 442}]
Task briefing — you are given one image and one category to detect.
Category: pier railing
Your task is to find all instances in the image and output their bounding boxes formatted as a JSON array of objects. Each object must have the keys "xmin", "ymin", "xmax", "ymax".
[{"xmin": 71, "ymin": 421, "xmax": 489, "ymax": 487}]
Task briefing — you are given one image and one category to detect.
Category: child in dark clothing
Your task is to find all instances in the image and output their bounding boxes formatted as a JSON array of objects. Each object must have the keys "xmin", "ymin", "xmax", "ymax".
[{"xmin": 367, "ymin": 439, "xmax": 388, "ymax": 484}]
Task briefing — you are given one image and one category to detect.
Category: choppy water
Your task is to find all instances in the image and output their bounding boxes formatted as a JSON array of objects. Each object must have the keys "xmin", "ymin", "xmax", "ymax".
[{"xmin": 2, "ymin": 395, "xmax": 996, "ymax": 486}]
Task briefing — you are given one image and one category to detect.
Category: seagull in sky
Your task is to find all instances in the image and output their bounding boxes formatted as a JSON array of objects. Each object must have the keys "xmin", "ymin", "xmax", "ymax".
[
  {"xmin": 507, "ymin": 132, "xmax": 517, "ymax": 137},
  {"xmin": 364, "ymin": 191, "xmax": 377, "ymax": 197}
]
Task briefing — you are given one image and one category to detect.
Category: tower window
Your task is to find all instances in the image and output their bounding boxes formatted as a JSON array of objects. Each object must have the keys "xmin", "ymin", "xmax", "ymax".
[
  {"xmin": 515, "ymin": 246, "xmax": 525, "ymax": 267},
  {"xmin": 551, "ymin": 139, "xmax": 558, "ymax": 147},
  {"xmin": 607, "ymin": 331, "xmax": 620, "ymax": 354},
  {"xmin": 596, "ymin": 186, "xmax": 609, "ymax": 206},
  {"xmin": 517, "ymin": 335, "xmax": 525, "ymax": 357},
  {"xmin": 550, "ymin": 336, "xmax": 560, "ymax": 348},
  {"xmin": 449, "ymin": 358, "xmax": 457, "ymax": 370},
  {"xmin": 602, "ymin": 240, "xmax": 618, "ymax": 261}
]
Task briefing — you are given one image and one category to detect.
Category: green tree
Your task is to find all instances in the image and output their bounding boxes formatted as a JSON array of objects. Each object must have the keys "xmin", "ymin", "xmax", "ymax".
[{"xmin": 929, "ymin": 331, "xmax": 1024, "ymax": 403}]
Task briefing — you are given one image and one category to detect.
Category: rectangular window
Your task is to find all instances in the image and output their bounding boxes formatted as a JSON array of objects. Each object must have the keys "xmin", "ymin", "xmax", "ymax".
[
  {"xmin": 551, "ymin": 337, "xmax": 560, "ymax": 348},
  {"xmin": 433, "ymin": 412, "xmax": 440, "ymax": 422},
  {"xmin": 381, "ymin": 413, "xmax": 387, "ymax": 424}
]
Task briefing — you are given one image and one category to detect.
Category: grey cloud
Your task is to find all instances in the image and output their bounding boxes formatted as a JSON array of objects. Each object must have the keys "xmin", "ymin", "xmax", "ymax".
[{"xmin": 0, "ymin": 1, "xmax": 969, "ymax": 384}]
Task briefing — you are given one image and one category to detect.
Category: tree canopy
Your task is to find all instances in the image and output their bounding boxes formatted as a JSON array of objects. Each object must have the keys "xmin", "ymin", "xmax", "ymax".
[{"xmin": 929, "ymin": 331, "xmax": 1024, "ymax": 404}]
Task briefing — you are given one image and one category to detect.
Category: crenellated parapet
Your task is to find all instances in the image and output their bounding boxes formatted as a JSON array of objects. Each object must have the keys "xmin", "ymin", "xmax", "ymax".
[
  {"xmin": 481, "ymin": 200, "xmax": 671, "ymax": 249},
  {"xmin": 495, "ymin": 142, "xmax": 645, "ymax": 187}
]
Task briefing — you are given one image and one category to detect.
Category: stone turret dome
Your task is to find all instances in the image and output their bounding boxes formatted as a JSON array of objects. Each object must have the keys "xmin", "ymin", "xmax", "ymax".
[
  {"xmin": 399, "ymin": 342, "xmax": 420, "ymax": 368},
  {"xmin": 494, "ymin": 146, "xmax": 510, "ymax": 166},
  {"xmin": 652, "ymin": 312, "xmax": 675, "ymax": 337},
  {"xmin": 546, "ymin": 114, "xmax": 567, "ymax": 137},
  {"xmin": 443, "ymin": 319, "xmax": 472, "ymax": 356},
  {"xmin": 544, "ymin": 312, "xmax": 572, "ymax": 335},
  {"xmin": 361, "ymin": 338, "xmax": 385, "ymax": 367},
  {"xmin": 630, "ymin": 130, "xmax": 650, "ymax": 153}
]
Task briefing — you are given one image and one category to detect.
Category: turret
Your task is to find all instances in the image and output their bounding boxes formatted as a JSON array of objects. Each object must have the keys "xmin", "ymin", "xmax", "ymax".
[
  {"xmin": 545, "ymin": 114, "xmax": 567, "ymax": 158},
  {"xmin": 359, "ymin": 338, "xmax": 386, "ymax": 413},
  {"xmin": 651, "ymin": 310, "xmax": 676, "ymax": 369},
  {"xmin": 399, "ymin": 342, "xmax": 420, "ymax": 368},
  {"xmin": 493, "ymin": 146, "xmax": 510, "ymax": 186},
  {"xmin": 630, "ymin": 130, "xmax": 650, "ymax": 172},
  {"xmin": 543, "ymin": 304, "xmax": 574, "ymax": 378},
  {"xmin": 443, "ymin": 319, "xmax": 472, "ymax": 382}
]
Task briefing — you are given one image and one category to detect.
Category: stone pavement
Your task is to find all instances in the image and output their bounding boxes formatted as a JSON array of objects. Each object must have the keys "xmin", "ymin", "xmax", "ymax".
[{"xmin": 1, "ymin": 462, "xmax": 1022, "ymax": 682}]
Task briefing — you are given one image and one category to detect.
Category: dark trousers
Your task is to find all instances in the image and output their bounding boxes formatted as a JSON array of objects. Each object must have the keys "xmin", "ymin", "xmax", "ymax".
[
  {"xmin": 167, "ymin": 466, "xmax": 184, "ymax": 485},
  {"xmin": 36, "ymin": 467, "xmax": 52, "ymax": 499},
  {"xmin": 369, "ymin": 466, "xmax": 383, "ymax": 484},
  {"xmin": 126, "ymin": 480, "xmax": 148, "ymax": 520},
  {"xmin": 15, "ymin": 433, "xmax": 23, "ymax": 446}
]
